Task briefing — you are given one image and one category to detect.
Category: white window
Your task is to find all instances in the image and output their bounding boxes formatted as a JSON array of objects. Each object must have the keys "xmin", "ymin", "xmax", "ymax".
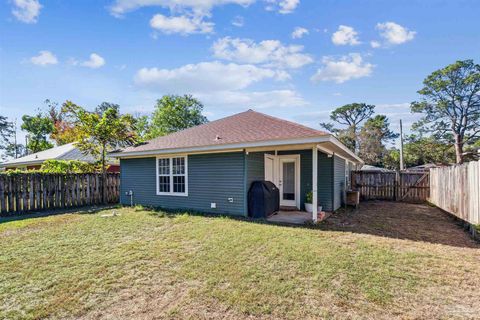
[{"xmin": 156, "ymin": 156, "xmax": 188, "ymax": 196}]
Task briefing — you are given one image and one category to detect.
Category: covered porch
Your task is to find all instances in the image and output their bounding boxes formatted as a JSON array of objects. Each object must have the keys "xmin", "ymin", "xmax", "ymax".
[{"xmin": 245, "ymin": 139, "xmax": 361, "ymax": 223}]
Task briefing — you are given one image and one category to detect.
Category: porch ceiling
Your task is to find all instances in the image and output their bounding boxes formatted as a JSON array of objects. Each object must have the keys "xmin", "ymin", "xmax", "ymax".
[{"xmin": 318, "ymin": 141, "xmax": 362, "ymax": 164}]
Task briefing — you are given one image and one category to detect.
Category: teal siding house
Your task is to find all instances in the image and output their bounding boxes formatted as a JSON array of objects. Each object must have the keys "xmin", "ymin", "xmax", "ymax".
[{"xmin": 111, "ymin": 110, "xmax": 363, "ymax": 222}]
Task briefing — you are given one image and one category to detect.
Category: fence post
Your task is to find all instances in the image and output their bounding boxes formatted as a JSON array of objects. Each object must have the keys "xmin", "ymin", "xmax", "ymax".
[{"xmin": 0, "ymin": 175, "xmax": 5, "ymax": 214}]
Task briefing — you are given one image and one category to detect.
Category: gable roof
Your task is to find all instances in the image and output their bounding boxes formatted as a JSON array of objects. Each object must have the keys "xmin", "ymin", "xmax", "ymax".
[
  {"xmin": 1, "ymin": 143, "xmax": 117, "ymax": 168},
  {"xmin": 111, "ymin": 109, "xmax": 363, "ymax": 164},
  {"xmin": 121, "ymin": 110, "xmax": 328, "ymax": 153}
]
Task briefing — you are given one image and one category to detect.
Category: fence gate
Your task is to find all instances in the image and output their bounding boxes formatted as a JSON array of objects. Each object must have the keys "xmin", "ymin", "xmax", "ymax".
[{"xmin": 351, "ymin": 171, "xmax": 430, "ymax": 203}]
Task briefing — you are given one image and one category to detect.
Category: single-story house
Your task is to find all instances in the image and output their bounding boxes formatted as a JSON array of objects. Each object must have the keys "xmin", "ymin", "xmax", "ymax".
[
  {"xmin": 0, "ymin": 142, "xmax": 120, "ymax": 172},
  {"xmin": 110, "ymin": 110, "xmax": 363, "ymax": 221}
]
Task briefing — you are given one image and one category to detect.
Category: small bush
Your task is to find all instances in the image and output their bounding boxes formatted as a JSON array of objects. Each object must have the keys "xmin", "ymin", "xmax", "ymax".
[{"xmin": 40, "ymin": 160, "xmax": 99, "ymax": 174}]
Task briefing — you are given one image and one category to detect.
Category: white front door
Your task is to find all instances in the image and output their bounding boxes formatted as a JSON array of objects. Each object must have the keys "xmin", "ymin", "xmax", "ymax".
[
  {"xmin": 264, "ymin": 154, "xmax": 275, "ymax": 184},
  {"xmin": 264, "ymin": 154, "xmax": 300, "ymax": 208},
  {"xmin": 279, "ymin": 158, "xmax": 297, "ymax": 207}
]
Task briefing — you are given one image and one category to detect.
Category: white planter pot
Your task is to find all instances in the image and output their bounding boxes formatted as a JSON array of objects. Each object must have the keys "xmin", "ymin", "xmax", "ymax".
[{"xmin": 304, "ymin": 203, "xmax": 322, "ymax": 213}]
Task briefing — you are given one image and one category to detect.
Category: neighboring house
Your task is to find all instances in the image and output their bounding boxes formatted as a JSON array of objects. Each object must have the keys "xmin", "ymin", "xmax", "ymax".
[
  {"xmin": 360, "ymin": 165, "xmax": 394, "ymax": 172},
  {"xmin": 405, "ymin": 163, "xmax": 443, "ymax": 172},
  {"xmin": 0, "ymin": 142, "xmax": 120, "ymax": 172},
  {"xmin": 111, "ymin": 110, "xmax": 363, "ymax": 220}
]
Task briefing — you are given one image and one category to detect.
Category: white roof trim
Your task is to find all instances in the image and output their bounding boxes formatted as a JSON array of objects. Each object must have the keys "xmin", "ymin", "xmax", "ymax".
[
  {"xmin": 110, "ymin": 135, "xmax": 364, "ymax": 164},
  {"xmin": 327, "ymin": 136, "xmax": 364, "ymax": 164},
  {"xmin": 110, "ymin": 136, "xmax": 329, "ymax": 158}
]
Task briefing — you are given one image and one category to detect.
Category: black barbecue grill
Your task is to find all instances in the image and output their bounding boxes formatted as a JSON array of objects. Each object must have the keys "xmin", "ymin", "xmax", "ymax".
[{"xmin": 248, "ymin": 181, "xmax": 280, "ymax": 218}]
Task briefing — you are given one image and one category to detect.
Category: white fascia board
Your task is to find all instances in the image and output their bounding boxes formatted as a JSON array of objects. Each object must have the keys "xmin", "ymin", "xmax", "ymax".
[
  {"xmin": 109, "ymin": 136, "xmax": 332, "ymax": 158},
  {"xmin": 316, "ymin": 145, "xmax": 334, "ymax": 156},
  {"xmin": 328, "ymin": 136, "xmax": 364, "ymax": 164},
  {"xmin": 0, "ymin": 160, "xmax": 44, "ymax": 168}
]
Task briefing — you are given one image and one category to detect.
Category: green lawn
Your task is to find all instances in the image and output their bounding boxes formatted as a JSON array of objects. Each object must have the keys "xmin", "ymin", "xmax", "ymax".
[{"xmin": 1, "ymin": 205, "xmax": 479, "ymax": 319}]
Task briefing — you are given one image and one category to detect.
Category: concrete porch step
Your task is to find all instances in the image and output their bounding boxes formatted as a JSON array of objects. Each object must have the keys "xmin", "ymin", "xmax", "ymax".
[{"xmin": 279, "ymin": 206, "xmax": 298, "ymax": 211}]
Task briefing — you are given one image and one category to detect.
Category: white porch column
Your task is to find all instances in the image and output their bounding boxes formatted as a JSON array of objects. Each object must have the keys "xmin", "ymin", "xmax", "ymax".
[{"xmin": 312, "ymin": 145, "xmax": 318, "ymax": 223}]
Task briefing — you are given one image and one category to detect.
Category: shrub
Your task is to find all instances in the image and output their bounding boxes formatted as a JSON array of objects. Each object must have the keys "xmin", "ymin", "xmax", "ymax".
[{"xmin": 40, "ymin": 160, "xmax": 99, "ymax": 174}]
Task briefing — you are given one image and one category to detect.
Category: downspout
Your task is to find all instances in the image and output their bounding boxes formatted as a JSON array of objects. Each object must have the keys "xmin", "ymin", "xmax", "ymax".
[
  {"xmin": 243, "ymin": 149, "xmax": 248, "ymax": 217},
  {"xmin": 331, "ymin": 153, "xmax": 335, "ymax": 212}
]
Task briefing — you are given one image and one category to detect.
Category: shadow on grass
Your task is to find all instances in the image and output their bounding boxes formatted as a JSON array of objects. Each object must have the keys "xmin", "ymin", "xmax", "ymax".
[
  {"xmin": 317, "ymin": 201, "xmax": 480, "ymax": 249},
  {"xmin": 0, "ymin": 204, "xmax": 121, "ymax": 224}
]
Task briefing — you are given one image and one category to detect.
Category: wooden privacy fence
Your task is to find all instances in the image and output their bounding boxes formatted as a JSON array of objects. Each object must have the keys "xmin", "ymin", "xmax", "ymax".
[
  {"xmin": 0, "ymin": 173, "xmax": 120, "ymax": 215},
  {"xmin": 429, "ymin": 161, "xmax": 480, "ymax": 225},
  {"xmin": 351, "ymin": 171, "xmax": 430, "ymax": 203}
]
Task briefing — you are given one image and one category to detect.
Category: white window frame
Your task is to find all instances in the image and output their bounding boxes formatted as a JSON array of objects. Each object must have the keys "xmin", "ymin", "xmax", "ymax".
[{"xmin": 156, "ymin": 155, "xmax": 188, "ymax": 196}]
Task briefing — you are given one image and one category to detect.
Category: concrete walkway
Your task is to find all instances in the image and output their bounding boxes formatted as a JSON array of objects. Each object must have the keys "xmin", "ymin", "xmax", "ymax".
[{"xmin": 267, "ymin": 211, "xmax": 312, "ymax": 224}]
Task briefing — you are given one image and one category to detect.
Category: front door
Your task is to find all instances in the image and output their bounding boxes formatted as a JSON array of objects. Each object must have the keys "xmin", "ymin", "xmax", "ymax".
[
  {"xmin": 264, "ymin": 154, "xmax": 275, "ymax": 184},
  {"xmin": 279, "ymin": 157, "xmax": 298, "ymax": 207}
]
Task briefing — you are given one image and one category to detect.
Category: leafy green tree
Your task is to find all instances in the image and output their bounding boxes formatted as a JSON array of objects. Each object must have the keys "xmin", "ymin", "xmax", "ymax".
[
  {"xmin": 95, "ymin": 102, "xmax": 120, "ymax": 116},
  {"xmin": 40, "ymin": 160, "xmax": 98, "ymax": 174},
  {"xmin": 133, "ymin": 115, "xmax": 151, "ymax": 142},
  {"xmin": 358, "ymin": 115, "xmax": 398, "ymax": 166},
  {"xmin": 383, "ymin": 149, "xmax": 401, "ymax": 170},
  {"xmin": 0, "ymin": 116, "xmax": 14, "ymax": 151},
  {"xmin": 46, "ymin": 99, "xmax": 82, "ymax": 145},
  {"xmin": 4, "ymin": 143, "xmax": 26, "ymax": 160},
  {"xmin": 321, "ymin": 103, "xmax": 375, "ymax": 153},
  {"xmin": 147, "ymin": 95, "xmax": 208, "ymax": 139},
  {"xmin": 62, "ymin": 101, "xmax": 138, "ymax": 200},
  {"xmin": 0, "ymin": 116, "xmax": 16, "ymax": 160},
  {"xmin": 411, "ymin": 60, "xmax": 480, "ymax": 163},
  {"xmin": 21, "ymin": 113, "xmax": 54, "ymax": 153},
  {"xmin": 403, "ymin": 134, "xmax": 455, "ymax": 166},
  {"xmin": 384, "ymin": 134, "xmax": 456, "ymax": 170}
]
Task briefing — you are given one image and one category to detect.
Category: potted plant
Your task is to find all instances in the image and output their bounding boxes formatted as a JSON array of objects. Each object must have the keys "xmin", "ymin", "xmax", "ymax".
[{"xmin": 304, "ymin": 191, "xmax": 322, "ymax": 213}]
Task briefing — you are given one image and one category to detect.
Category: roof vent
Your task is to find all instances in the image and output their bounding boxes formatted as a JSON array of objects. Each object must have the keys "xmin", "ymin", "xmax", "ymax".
[
  {"xmin": 215, "ymin": 135, "xmax": 221, "ymax": 141},
  {"xmin": 35, "ymin": 155, "xmax": 38, "ymax": 159}
]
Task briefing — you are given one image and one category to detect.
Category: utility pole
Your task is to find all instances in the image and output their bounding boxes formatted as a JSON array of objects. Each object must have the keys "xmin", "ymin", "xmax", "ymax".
[
  {"xmin": 13, "ymin": 119, "xmax": 18, "ymax": 158},
  {"xmin": 25, "ymin": 135, "xmax": 29, "ymax": 155},
  {"xmin": 399, "ymin": 119, "xmax": 404, "ymax": 171}
]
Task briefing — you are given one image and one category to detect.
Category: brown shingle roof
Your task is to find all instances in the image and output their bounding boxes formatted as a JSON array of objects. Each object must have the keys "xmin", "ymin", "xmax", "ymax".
[{"xmin": 121, "ymin": 109, "xmax": 329, "ymax": 154}]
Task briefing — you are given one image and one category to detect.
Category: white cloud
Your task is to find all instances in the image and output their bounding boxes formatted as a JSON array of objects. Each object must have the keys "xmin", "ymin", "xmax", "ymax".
[
  {"xmin": 11, "ymin": 0, "xmax": 41, "ymax": 23},
  {"xmin": 110, "ymin": 1, "xmax": 298, "ymax": 35},
  {"xmin": 331, "ymin": 25, "xmax": 360, "ymax": 46},
  {"xmin": 150, "ymin": 14, "xmax": 213, "ymax": 34},
  {"xmin": 110, "ymin": 0, "xmax": 299, "ymax": 16},
  {"xmin": 198, "ymin": 89, "xmax": 308, "ymax": 108},
  {"xmin": 277, "ymin": 0, "xmax": 300, "ymax": 13},
  {"xmin": 212, "ymin": 37, "xmax": 313, "ymax": 69},
  {"xmin": 291, "ymin": 27, "xmax": 308, "ymax": 39},
  {"xmin": 81, "ymin": 53, "xmax": 106, "ymax": 69},
  {"xmin": 376, "ymin": 22, "xmax": 416, "ymax": 45},
  {"xmin": 370, "ymin": 40, "xmax": 381, "ymax": 48},
  {"xmin": 134, "ymin": 61, "xmax": 287, "ymax": 92},
  {"xmin": 311, "ymin": 53, "xmax": 374, "ymax": 84},
  {"xmin": 231, "ymin": 15, "xmax": 244, "ymax": 27},
  {"xmin": 109, "ymin": 0, "xmax": 254, "ymax": 34},
  {"xmin": 109, "ymin": 0, "xmax": 255, "ymax": 17},
  {"xmin": 30, "ymin": 50, "xmax": 58, "ymax": 66},
  {"xmin": 265, "ymin": 0, "xmax": 299, "ymax": 14}
]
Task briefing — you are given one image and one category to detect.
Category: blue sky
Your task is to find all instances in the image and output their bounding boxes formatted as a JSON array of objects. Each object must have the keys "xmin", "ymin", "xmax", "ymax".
[{"xmin": 1, "ymin": 0, "xmax": 480, "ymax": 146}]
